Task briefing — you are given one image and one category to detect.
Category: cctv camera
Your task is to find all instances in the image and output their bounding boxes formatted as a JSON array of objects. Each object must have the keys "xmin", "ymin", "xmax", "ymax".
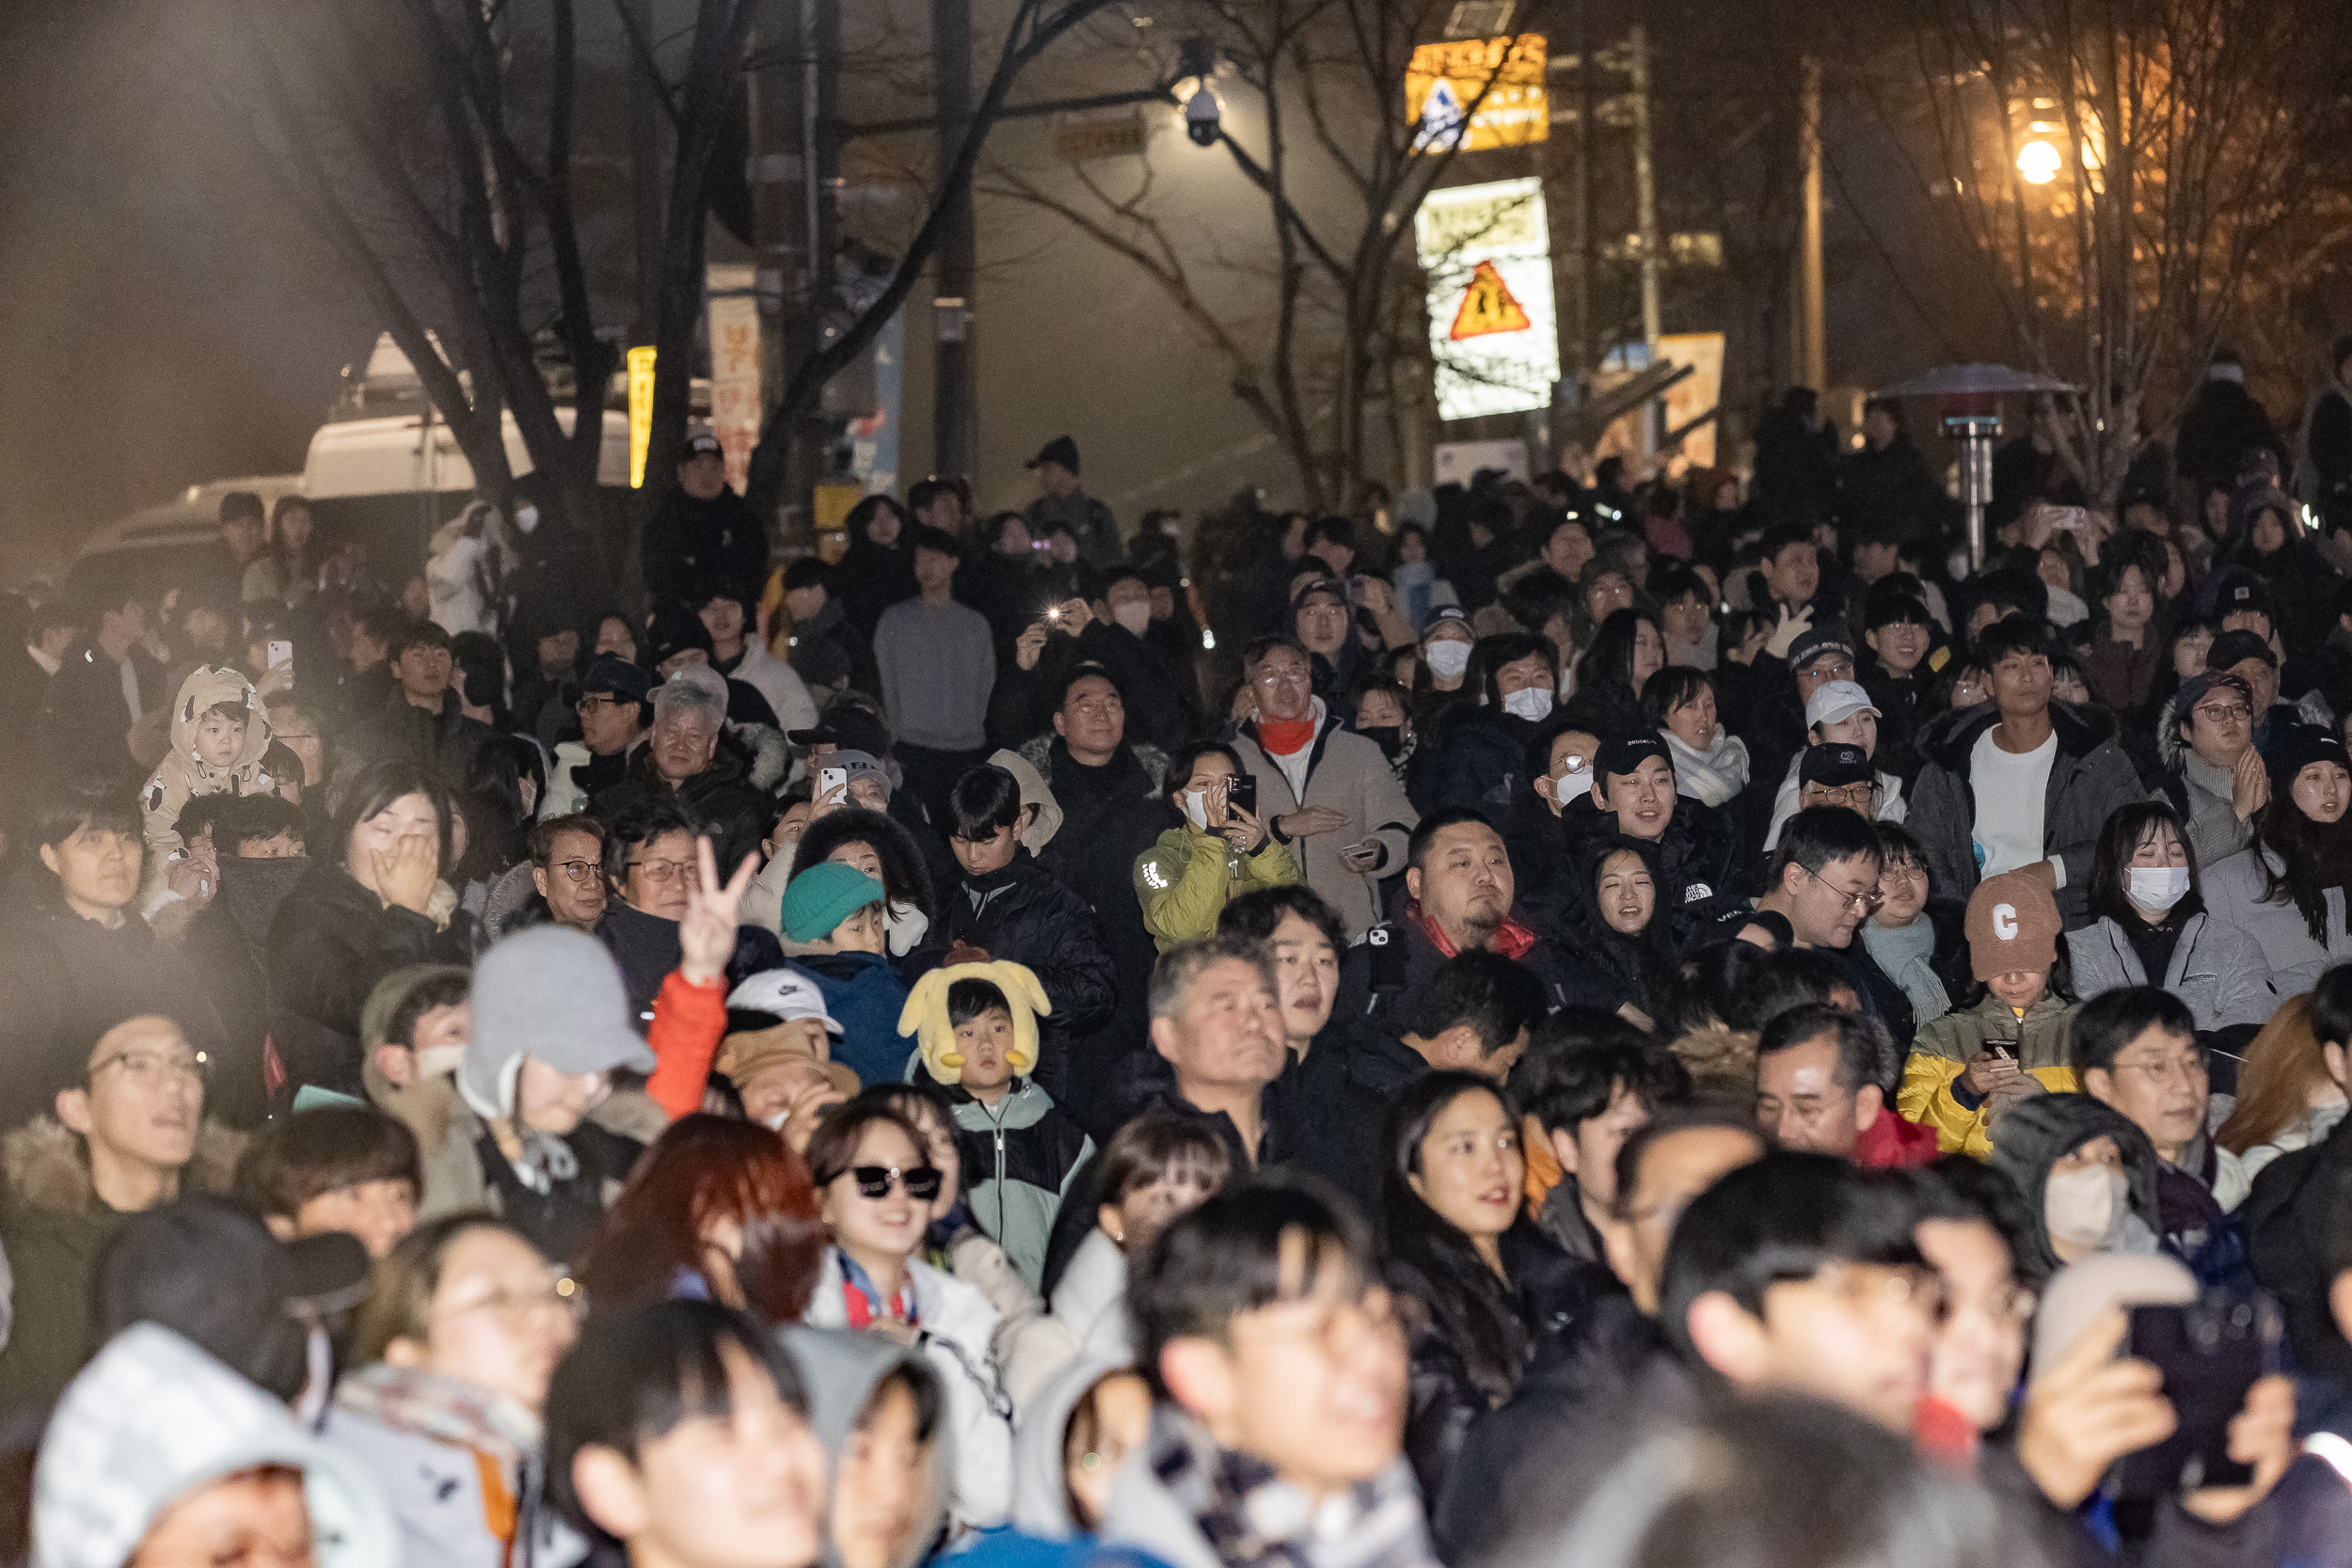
[{"xmin": 1184, "ymin": 86, "xmax": 1220, "ymax": 147}]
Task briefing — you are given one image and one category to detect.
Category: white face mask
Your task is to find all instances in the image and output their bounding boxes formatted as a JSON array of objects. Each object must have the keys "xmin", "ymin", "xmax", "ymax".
[
  {"xmin": 2127, "ymin": 865, "xmax": 2190, "ymax": 911},
  {"xmin": 1424, "ymin": 640, "xmax": 1472, "ymax": 680},
  {"xmin": 1113, "ymin": 601, "xmax": 1152, "ymax": 637},
  {"xmin": 414, "ymin": 1044, "xmax": 467, "ymax": 1081},
  {"xmin": 1502, "ymin": 686, "xmax": 1554, "ymax": 723},
  {"xmin": 2045, "ymin": 1164, "xmax": 2129, "ymax": 1251},
  {"xmin": 1545, "ymin": 756, "xmax": 1595, "ymax": 806},
  {"xmin": 1181, "ymin": 789, "xmax": 1213, "ymax": 831}
]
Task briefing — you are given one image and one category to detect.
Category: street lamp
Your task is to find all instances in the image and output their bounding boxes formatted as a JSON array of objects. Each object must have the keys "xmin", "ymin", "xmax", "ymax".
[{"xmin": 2016, "ymin": 139, "xmax": 2060, "ymax": 184}]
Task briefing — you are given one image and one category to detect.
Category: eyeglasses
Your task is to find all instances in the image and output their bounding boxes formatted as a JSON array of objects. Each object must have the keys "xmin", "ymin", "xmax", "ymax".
[
  {"xmin": 1804, "ymin": 863, "xmax": 1883, "ymax": 912},
  {"xmin": 90, "ymin": 1049, "xmax": 210, "ymax": 1086},
  {"xmin": 628, "ymin": 858, "xmax": 695, "ymax": 884},
  {"xmin": 577, "ymin": 693, "xmax": 627, "ymax": 713},
  {"xmin": 549, "ymin": 859, "xmax": 600, "ymax": 884},
  {"xmin": 849, "ymin": 1164, "xmax": 943, "ymax": 1201},
  {"xmin": 1807, "ymin": 783, "xmax": 1878, "ymax": 812},
  {"xmin": 1955, "ymin": 1282, "xmax": 2040, "ymax": 1328},
  {"xmin": 1781, "ymin": 1260, "xmax": 1947, "ymax": 1325},
  {"xmin": 1804, "ymin": 659, "xmax": 1857, "ymax": 683},
  {"xmin": 438, "ymin": 1269, "xmax": 582, "ymax": 1326},
  {"xmin": 2193, "ymin": 703, "xmax": 2252, "ymax": 725},
  {"xmin": 2107, "ymin": 1053, "xmax": 2208, "ymax": 1086}
]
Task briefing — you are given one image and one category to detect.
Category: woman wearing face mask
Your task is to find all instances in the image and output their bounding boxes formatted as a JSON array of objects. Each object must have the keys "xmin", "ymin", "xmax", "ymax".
[
  {"xmin": 1132, "ymin": 741, "xmax": 1300, "ymax": 950},
  {"xmin": 1413, "ymin": 610, "xmax": 1478, "ymax": 733},
  {"xmin": 2217, "ymin": 993, "xmax": 2349, "ymax": 1180},
  {"xmin": 2201, "ymin": 727, "xmax": 2352, "ymax": 997},
  {"xmin": 575, "ymin": 1114, "xmax": 828, "ymax": 1323},
  {"xmin": 1354, "ymin": 682, "xmax": 1418, "ymax": 788},
  {"xmin": 1552, "ymin": 841, "xmax": 1675, "ymax": 1029},
  {"xmin": 2065, "ymin": 803, "xmax": 2276, "ymax": 1067},
  {"xmin": 1987, "ymin": 1099, "xmax": 2168, "ymax": 1284},
  {"xmin": 1420, "ymin": 631, "xmax": 1558, "ymax": 814}
]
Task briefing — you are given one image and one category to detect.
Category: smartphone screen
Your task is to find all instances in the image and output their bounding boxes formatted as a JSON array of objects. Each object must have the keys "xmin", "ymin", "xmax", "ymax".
[
  {"xmin": 1226, "ymin": 774, "xmax": 1257, "ymax": 816},
  {"xmin": 2117, "ymin": 1296, "xmax": 2280, "ymax": 1497}
]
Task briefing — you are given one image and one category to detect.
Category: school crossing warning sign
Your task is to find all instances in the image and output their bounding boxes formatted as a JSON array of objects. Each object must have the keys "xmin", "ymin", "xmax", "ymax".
[
  {"xmin": 1449, "ymin": 260, "xmax": 1532, "ymax": 340},
  {"xmin": 1414, "ymin": 177, "xmax": 1559, "ymax": 420}
]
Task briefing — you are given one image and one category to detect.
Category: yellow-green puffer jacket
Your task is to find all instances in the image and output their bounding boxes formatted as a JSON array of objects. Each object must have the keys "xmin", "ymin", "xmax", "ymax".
[
  {"xmin": 1899, "ymin": 990, "xmax": 2080, "ymax": 1158},
  {"xmin": 1133, "ymin": 827, "xmax": 1300, "ymax": 950}
]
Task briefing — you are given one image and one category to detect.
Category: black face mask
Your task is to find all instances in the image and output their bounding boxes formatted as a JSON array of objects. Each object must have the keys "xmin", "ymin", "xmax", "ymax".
[{"xmin": 1359, "ymin": 724, "xmax": 1407, "ymax": 760}]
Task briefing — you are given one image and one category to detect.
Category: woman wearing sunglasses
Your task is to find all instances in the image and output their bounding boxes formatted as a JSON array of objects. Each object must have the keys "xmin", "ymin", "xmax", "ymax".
[{"xmin": 802, "ymin": 1092, "xmax": 1014, "ymax": 1534}]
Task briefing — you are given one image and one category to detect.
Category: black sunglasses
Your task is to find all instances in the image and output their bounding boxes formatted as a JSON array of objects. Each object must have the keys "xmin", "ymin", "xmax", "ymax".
[{"xmin": 850, "ymin": 1164, "xmax": 942, "ymax": 1201}]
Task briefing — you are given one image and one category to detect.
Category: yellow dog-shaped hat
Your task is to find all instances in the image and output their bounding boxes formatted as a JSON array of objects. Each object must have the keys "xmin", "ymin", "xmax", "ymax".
[{"xmin": 898, "ymin": 961, "xmax": 1051, "ymax": 1085}]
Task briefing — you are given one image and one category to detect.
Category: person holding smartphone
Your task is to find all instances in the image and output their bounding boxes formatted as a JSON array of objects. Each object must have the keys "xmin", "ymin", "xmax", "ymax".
[{"xmin": 1133, "ymin": 742, "xmax": 1300, "ymax": 950}]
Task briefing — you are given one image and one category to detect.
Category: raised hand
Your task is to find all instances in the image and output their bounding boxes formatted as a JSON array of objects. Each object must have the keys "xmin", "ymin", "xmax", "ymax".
[{"xmin": 679, "ymin": 835, "xmax": 759, "ymax": 985}]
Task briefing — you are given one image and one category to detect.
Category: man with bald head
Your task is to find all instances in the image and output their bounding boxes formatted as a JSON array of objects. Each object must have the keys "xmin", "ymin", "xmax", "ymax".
[{"xmin": 0, "ymin": 1016, "xmax": 214, "ymax": 1413}]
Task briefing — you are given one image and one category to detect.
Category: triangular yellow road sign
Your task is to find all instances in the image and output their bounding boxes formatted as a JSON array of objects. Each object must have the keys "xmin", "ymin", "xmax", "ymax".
[{"xmin": 1449, "ymin": 259, "xmax": 1532, "ymax": 340}]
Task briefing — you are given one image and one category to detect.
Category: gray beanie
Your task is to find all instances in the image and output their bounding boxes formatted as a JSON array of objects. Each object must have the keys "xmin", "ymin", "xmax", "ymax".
[{"xmin": 461, "ymin": 926, "xmax": 657, "ymax": 1115}]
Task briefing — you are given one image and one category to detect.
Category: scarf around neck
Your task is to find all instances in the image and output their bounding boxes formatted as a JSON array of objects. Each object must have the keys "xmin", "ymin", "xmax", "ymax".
[
  {"xmin": 1144, "ymin": 1405, "xmax": 1437, "ymax": 1568},
  {"xmin": 335, "ymin": 1361, "xmax": 541, "ymax": 1471},
  {"xmin": 1664, "ymin": 724, "xmax": 1751, "ymax": 808}
]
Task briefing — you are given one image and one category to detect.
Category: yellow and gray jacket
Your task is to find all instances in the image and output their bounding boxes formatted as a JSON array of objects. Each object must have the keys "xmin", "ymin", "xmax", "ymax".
[{"xmin": 1899, "ymin": 990, "xmax": 2080, "ymax": 1158}]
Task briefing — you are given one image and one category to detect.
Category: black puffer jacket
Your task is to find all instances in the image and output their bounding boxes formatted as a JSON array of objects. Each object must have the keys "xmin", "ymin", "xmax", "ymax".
[
  {"xmin": 589, "ymin": 736, "xmax": 771, "ymax": 878},
  {"xmin": 1551, "ymin": 836, "xmax": 1677, "ymax": 1018},
  {"xmin": 1550, "ymin": 793, "xmax": 1748, "ymax": 954},
  {"xmin": 264, "ymin": 862, "xmax": 474, "ymax": 1099},
  {"xmin": 1029, "ymin": 736, "xmax": 1170, "ymax": 1137},
  {"xmin": 1389, "ymin": 1224, "xmax": 1611, "ymax": 1508},
  {"xmin": 2245, "ymin": 1110, "xmax": 2352, "ymax": 1382},
  {"xmin": 944, "ymin": 851, "xmax": 1118, "ymax": 1102}
]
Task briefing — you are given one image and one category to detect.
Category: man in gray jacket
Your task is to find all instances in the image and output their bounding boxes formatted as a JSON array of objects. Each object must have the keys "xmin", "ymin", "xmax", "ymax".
[
  {"xmin": 1231, "ymin": 637, "xmax": 1418, "ymax": 939},
  {"xmin": 1907, "ymin": 616, "xmax": 2148, "ymax": 926},
  {"xmin": 2158, "ymin": 671, "xmax": 2265, "ymax": 871}
]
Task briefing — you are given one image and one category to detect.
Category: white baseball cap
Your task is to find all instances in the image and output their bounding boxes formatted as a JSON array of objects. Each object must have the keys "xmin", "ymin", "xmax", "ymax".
[
  {"xmin": 728, "ymin": 967, "xmax": 845, "ymax": 1034},
  {"xmin": 1804, "ymin": 679, "xmax": 1882, "ymax": 730}
]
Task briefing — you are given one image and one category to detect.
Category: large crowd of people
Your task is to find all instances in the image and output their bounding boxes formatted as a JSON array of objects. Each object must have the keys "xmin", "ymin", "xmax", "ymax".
[{"xmin": 7, "ymin": 355, "xmax": 2352, "ymax": 1568}]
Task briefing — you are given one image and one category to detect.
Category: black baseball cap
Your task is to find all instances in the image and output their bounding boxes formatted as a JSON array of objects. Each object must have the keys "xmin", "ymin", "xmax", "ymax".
[
  {"xmin": 1788, "ymin": 623, "xmax": 1857, "ymax": 673},
  {"xmin": 95, "ymin": 1197, "xmax": 373, "ymax": 1402},
  {"xmin": 1801, "ymin": 742, "xmax": 1875, "ymax": 788},
  {"xmin": 2206, "ymin": 629, "xmax": 2279, "ymax": 672},
  {"xmin": 580, "ymin": 652, "xmax": 651, "ymax": 702},
  {"xmin": 1597, "ymin": 734, "xmax": 1673, "ymax": 779}
]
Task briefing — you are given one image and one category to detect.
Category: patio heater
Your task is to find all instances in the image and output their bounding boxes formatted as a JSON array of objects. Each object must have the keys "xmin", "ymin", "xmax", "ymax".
[{"xmin": 1871, "ymin": 364, "xmax": 2076, "ymax": 570}]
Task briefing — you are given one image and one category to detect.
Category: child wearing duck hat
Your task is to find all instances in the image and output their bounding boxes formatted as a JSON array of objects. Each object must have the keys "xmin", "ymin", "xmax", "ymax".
[{"xmin": 898, "ymin": 961, "xmax": 1093, "ymax": 1291}]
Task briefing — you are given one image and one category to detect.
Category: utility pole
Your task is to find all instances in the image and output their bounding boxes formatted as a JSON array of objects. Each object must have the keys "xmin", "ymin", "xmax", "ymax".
[
  {"xmin": 1794, "ymin": 55, "xmax": 1826, "ymax": 392},
  {"xmin": 1626, "ymin": 25, "xmax": 1661, "ymax": 459},
  {"xmin": 931, "ymin": 0, "xmax": 976, "ymax": 485},
  {"xmin": 628, "ymin": 0, "xmax": 660, "ymax": 343},
  {"xmin": 1574, "ymin": 0, "xmax": 1597, "ymax": 377}
]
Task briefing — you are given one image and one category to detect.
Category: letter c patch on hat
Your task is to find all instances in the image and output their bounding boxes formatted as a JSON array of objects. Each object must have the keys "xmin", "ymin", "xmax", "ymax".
[{"xmin": 1994, "ymin": 903, "xmax": 2018, "ymax": 941}]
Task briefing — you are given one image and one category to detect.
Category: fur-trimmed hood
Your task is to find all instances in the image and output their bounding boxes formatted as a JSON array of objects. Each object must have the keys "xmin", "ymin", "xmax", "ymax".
[
  {"xmin": 2, "ymin": 1117, "xmax": 245, "ymax": 1217},
  {"xmin": 731, "ymin": 720, "xmax": 791, "ymax": 793}
]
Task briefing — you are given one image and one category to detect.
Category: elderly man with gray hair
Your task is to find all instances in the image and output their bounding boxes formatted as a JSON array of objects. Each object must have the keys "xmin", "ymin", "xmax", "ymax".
[
  {"xmin": 1143, "ymin": 935, "xmax": 1291, "ymax": 1169},
  {"xmin": 587, "ymin": 664, "xmax": 769, "ymax": 877}
]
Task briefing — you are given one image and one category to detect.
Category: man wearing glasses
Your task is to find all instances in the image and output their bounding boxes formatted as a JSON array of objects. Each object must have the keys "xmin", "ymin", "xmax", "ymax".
[
  {"xmin": 526, "ymin": 813, "xmax": 609, "ymax": 934},
  {"xmin": 2163, "ymin": 669, "xmax": 2264, "ymax": 868},
  {"xmin": 1740, "ymin": 805, "xmax": 1886, "ymax": 955},
  {"xmin": 2077, "ymin": 985, "xmax": 2250, "ymax": 1213},
  {"xmin": 1909, "ymin": 615, "xmax": 2147, "ymax": 924},
  {"xmin": 542, "ymin": 653, "xmax": 649, "ymax": 817},
  {"xmin": 0, "ymin": 1015, "xmax": 214, "ymax": 1414}
]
